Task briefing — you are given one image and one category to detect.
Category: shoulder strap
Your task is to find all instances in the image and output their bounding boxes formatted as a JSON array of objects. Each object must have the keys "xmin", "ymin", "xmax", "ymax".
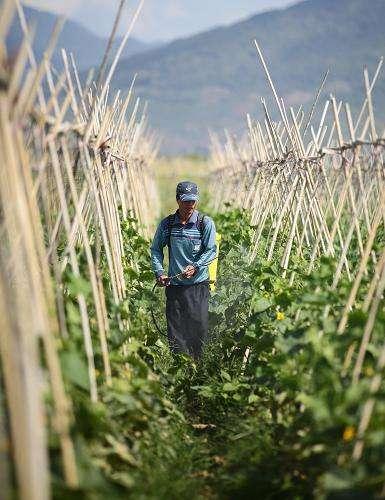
[
  {"xmin": 166, "ymin": 213, "xmax": 176, "ymax": 248},
  {"xmin": 197, "ymin": 213, "xmax": 207, "ymax": 239}
]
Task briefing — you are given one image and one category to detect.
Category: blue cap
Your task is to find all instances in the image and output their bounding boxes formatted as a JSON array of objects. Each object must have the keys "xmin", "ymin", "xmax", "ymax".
[{"xmin": 176, "ymin": 181, "xmax": 199, "ymax": 202}]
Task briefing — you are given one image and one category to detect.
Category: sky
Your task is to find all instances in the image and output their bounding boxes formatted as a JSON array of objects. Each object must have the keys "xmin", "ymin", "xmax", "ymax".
[{"xmin": 23, "ymin": 0, "xmax": 297, "ymax": 42}]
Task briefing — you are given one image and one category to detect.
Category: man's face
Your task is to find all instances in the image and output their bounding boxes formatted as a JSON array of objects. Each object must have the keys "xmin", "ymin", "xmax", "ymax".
[{"xmin": 177, "ymin": 198, "xmax": 197, "ymax": 219}]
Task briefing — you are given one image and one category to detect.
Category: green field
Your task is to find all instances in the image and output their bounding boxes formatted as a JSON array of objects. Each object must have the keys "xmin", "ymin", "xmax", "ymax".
[{"xmin": 154, "ymin": 156, "xmax": 210, "ymax": 216}]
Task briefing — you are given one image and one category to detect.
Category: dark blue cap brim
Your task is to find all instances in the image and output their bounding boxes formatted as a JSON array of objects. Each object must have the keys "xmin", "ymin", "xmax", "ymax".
[{"xmin": 179, "ymin": 194, "xmax": 199, "ymax": 202}]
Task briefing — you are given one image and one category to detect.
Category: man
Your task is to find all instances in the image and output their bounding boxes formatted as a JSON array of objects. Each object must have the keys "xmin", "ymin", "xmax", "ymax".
[{"xmin": 151, "ymin": 181, "xmax": 217, "ymax": 359}]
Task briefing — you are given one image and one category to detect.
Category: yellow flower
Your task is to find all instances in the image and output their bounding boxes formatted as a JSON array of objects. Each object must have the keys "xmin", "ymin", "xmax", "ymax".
[
  {"xmin": 276, "ymin": 311, "xmax": 285, "ymax": 321},
  {"xmin": 343, "ymin": 426, "xmax": 356, "ymax": 442}
]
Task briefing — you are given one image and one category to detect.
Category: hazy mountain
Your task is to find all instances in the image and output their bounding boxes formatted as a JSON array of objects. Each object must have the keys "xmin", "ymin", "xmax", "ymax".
[
  {"xmin": 7, "ymin": 6, "xmax": 156, "ymax": 71},
  {"xmin": 111, "ymin": 0, "xmax": 385, "ymax": 154},
  {"xmin": 68, "ymin": 0, "xmax": 294, "ymax": 41}
]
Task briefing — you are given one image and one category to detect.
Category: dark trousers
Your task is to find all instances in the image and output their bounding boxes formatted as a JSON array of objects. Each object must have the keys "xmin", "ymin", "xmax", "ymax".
[{"xmin": 166, "ymin": 282, "xmax": 209, "ymax": 359}]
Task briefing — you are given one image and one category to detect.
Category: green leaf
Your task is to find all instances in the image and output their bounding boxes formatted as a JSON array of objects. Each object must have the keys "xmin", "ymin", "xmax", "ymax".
[
  {"xmin": 125, "ymin": 267, "xmax": 139, "ymax": 280},
  {"xmin": 348, "ymin": 309, "xmax": 368, "ymax": 327},
  {"xmin": 67, "ymin": 274, "xmax": 92, "ymax": 297},
  {"xmin": 251, "ymin": 296, "xmax": 272, "ymax": 314},
  {"xmin": 323, "ymin": 471, "xmax": 354, "ymax": 490},
  {"xmin": 105, "ymin": 435, "xmax": 138, "ymax": 466},
  {"xmin": 192, "ymin": 385, "xmax": 214, "ymax": 398},
  {"xmin": 66, "ymin": 302, "xmax": 81, "ymax": 327},
  {"xmin": 275, "ymin": 291, "xmax": 292, "ymax": 307},
  {"xmin": 297, "ymin": 393, "xmax": 330, "ymax": 421},
  {"xmin": 61, "ymin": 350, "xmax": 90, "ymax": 390},
  {"xmin": 220, "ymin": 370, "xmax": 231, "ymax": 382},
  {"xmin": 302, "ymin": 293, "xmax": 328, "ymax": 305},
  {"xmin": 223, "ymin": 382, "xmax": 238, "ymax": 392}
]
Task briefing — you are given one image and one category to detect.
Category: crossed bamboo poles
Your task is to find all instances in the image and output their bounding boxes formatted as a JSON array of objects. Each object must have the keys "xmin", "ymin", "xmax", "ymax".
[
  {"xmin": 210, "ymin": 42, "xmax": 385, "ymax": 472},
  {"xmin": 0, "ymin": 0, "xmax": 159, "ymax": 498}
]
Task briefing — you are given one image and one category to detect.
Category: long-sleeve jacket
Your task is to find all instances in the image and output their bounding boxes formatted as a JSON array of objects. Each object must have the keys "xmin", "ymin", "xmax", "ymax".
[{"xmin": 151, "ymin": 210, "xmax": 217, "ymax": 286}]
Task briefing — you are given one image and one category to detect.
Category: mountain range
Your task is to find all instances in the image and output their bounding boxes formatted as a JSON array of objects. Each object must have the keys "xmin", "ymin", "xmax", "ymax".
[
  {"xmin": 60, "ymin": 0, "xmax": 294, "ymax": 41},
  {"xmin": 7, "ymin": 1, "xmax": 385, "ymax": 154},
  {"xmin": 7, "ymin": 6, "xmax": 156, "ymax": 71},
  {"xmin": 111, "ymin": 0, "xmax": 385, "ymax": 154}
]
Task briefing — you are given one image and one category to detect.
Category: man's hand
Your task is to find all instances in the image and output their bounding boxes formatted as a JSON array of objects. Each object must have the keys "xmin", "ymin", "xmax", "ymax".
[
  {"xmin": 183, "ymin": 265, "xmax": 197, "ymax": 279},
  {"xmin": 157, "ymin": 274, "xmax": 170, "ymax": 287}
]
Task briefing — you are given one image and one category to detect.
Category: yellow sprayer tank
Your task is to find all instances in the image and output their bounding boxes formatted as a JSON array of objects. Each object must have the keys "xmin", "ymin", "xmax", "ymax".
[{"xmin": 209, "ymin": 233, "xmax": 221, "ymax": 291}]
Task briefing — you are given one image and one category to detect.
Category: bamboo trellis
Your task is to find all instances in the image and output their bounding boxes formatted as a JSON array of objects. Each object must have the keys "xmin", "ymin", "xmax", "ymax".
[
  {"xmin": 0, "ymin": 1, "xmax": 158, "ymax": 498},
  {"xmin": 210, "ymin": 42, "xmax": 385, "ymax": 466}
]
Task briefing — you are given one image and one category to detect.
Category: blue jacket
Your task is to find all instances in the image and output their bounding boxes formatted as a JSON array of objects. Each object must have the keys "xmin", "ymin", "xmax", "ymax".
[{"xmin": 151, "ymin": 210, "xmax": 217, "ymax": 286}]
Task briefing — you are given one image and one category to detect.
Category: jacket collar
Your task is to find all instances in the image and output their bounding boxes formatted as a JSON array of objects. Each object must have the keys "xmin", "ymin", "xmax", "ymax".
[{"xmin": 175, "ymin": 209, "xmax": 198, "ymax": 224}]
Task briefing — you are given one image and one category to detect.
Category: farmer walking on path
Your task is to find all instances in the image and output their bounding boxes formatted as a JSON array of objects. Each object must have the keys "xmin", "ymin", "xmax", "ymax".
[{"xmin": 151, "ymin": 181, "xmax": 217, "ymax": 359}]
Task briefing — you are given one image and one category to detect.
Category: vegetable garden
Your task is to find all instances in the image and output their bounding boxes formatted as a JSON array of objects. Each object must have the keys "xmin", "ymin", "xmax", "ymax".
[{"xmin": 1, "ymin": 2, "xmax": 385, "ymax": 499}]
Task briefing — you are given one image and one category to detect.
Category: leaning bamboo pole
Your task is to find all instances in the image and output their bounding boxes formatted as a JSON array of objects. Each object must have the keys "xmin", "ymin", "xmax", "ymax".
[{"xmin": 0, "ymin": 0, "xmax": 159, "ymax": 497}]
